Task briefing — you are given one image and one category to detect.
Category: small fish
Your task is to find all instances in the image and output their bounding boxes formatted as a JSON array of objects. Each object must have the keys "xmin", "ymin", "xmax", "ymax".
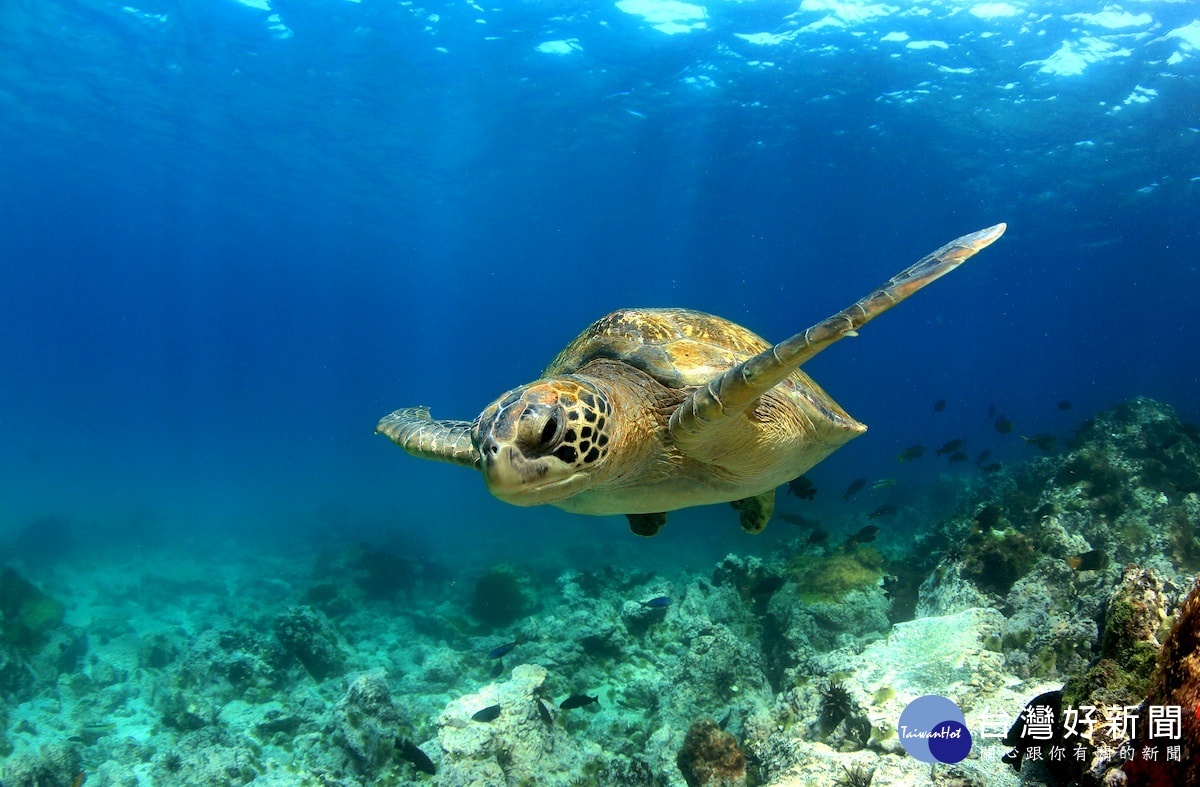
[
  {"xmin": 897, "ymin": 445, "xmax": 927, "ymax": 463},
  {"xmin": 936, "ymin": 438, "xmax": 966, "ymax": 457},
  {"xmin": 786, "ymin": 476, "xmax": 816, "ymax": 500},
  {"xmin": 1057, "ymin": 400, "xmax": 1073, "ymax": 411},
  {"xmin": 1067, "ymin": 550, "xmax": 1106, "ymax": 571},
  {"xmin": 472, "ymin": 704, "xmax": 502, "ymax": 723},
  {"xmin": 559, "ymin": 694, "xmax": 600, "ymax": 710},
  {"xmin": 841, "ymin": 478, "xmax": 868, "ymax": 501},
  {"xmin": 537, "ymin": 699, "xmax": 554, "ymax": 726},
  {"xmin": 871, "ymin": 478, "xmax": 897, "ymax": 490},
  {"xmin": 1022, "ymin": 433, "xmax": 1057, "ymax": 452},
  {"xmin": 933, "ymin": 399, "xmax": 946, "ymax": 412},
  {"xmin": 846, "ymin": 524, "xmax": 880, "ymax": 545},
  {"xmin": 988, "ymin": 403, "xmax": 997, "ymax": 418},
  {"xmin": 975, "ymin": 449, "xmax": 992, "ymax": 466},
  {"xmin": 397, "ymin": 739, "xmax": 437, "ymax": 775},
  {"xmin": 805, "ymin": 527, "xmax": 830, "ymax": 547},
  {"xmin": 489, "ymin": 660, "xmax": 505, "ymax": 678},
  {"xmin": 868, "ymin": 504, "xmax": 896, "ymax": 519},
  {"xmin": 642, "ymin": 596, "xmax": 672, "ymax": 608},
  {"xmin": 994, "ymin": 415, "xmax": 1014, "ymax": 434},
  {"xmin": 982, "ymin": 462, "xmax": 1003, "ymax": 474},
  {"xmin": 486, "ymin": 641, "xmax": 519, "ymax": 660},
  {"xmin": 947, "ymin": 451, "xmax": 968, "ymax": 464}
]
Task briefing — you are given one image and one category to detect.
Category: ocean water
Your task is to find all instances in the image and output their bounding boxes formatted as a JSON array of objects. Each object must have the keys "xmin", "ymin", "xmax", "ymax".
[{"xmin": 1, "ymin": 0, "xmax": 1199, "ymax": 783}]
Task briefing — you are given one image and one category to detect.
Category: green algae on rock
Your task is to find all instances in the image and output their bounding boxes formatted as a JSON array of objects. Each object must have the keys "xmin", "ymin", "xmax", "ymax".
[{"xmin": 0, "ymin": 567, "xmax": 65, "ymax": 651}]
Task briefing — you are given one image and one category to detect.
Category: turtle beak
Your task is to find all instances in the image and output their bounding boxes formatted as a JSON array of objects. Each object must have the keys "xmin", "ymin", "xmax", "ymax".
[{"xmin": 480, "ymin": 442, "xmax": 587, "ymax": 506}]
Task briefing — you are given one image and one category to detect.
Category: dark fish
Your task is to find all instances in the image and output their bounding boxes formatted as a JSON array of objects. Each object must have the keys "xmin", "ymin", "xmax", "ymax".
[
  {"xmin": 1067, "ymin": 550, "xmax": 1106, "ymax": 571},
  {"xmin": 975, "ymin": 449, "xmax": 992, "ymax": 466},
  {"xmin": 897, "ymin": 445, "xmax": 927, "ymax": 463},
  {"xmin": 805, "ymin": 527, "xmax": 830, "ymax": 547},
  {"xmin": 559, "ymin": 694, "xmax": 600, "ymax": 710},
  {"xmin": 933, "ymin": 399, "xmax": 946, "ymax": 412},
  {"xmin": 988, "ymin": 403, "xmax": 997, "ymax": 418},
  {"xmin": 868, "ymin": 504, "xmax": 896, "ymax": 519},
  {"xmin": 1057, "ymin": 400, "xmax": 1072, "ymax": 411},
  {"xmin": 786, "ymin": 476, "xmax": 816, "ymax": 499},
  {"xmin": 537, "ymin": 699, "xmax": 554, "ymax": 727},
  {"xmin": 489, "ymin": 660, "xmax": 505, "ymax": 678},
  {"xmin": 718, "ymin": 707, "xmax": 734, "ymax": 730},
  {"xmin": 994, "ymin": 415, "xmax": 1014, "ymax": 434},
  {"xmin": 642, "ymin": 596, "xmax": 672, "ymax": 608},
  {"xmin": 982, "ymin": 462, "xmax": 1003, "ymax": 474},
  {"xmin": 486, "ymin": 641, "xmax": 518, "ymax": 660},
  {"xmin": 751, "ymin": 576, "xmax": 787, "ymax": 596},
  {"xmin": 776, "ymin": 512, "xmax": 819, "ymax": 530},
  {"xmin": 472, "ymin": 704, "xmax": 502, "ymax": 722},
  {"xmin": 846, "ymin": 525, "xmax": 880, "ymax": 545},
  {"xmin": 397, "ymin": 739, "xmax": 437, "ymax": 775},
  {"xmin": 1022, "ymin": 433, "xmax": 1057, "ymax": 452},
  {"xmin": 947, "ymin": 451, "xmax": 968, "ymax": 463},
  {"xmin": 841, "ymin": 478, "xmax": 868, "ymax": 501},
  {"xmin": 936, "ymin": 438, "xmax": 966, "ymax": 457}
]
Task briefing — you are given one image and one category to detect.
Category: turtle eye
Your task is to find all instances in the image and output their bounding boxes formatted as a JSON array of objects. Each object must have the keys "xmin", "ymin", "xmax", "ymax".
[{"xmin": 539, "ymin": 416, "xmax": 560, "ymax": 448}]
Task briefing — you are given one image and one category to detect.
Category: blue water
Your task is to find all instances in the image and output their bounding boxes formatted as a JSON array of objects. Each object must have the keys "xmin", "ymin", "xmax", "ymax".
[{"xmin": 2, "ymin": 0, "xmax": 1199, "ymax": 568}]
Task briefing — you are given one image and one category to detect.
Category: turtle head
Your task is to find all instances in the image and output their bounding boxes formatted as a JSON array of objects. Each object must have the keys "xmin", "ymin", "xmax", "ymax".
[{"xmin": 473, "ymin": 377, "xmax": 613, "ymax": 506}]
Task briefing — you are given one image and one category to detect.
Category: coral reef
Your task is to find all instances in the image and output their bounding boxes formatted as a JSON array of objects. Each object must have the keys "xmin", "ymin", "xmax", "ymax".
[
  {"xmin": 788, "ymin": 547, "xmax": 885, "ymax": 604},
  {"xmin": 2, "ymin": 397, "xmax": 1196, "ymax": 786},
  {"xmin": 436, "ymin": 663, "xmax": 600, "ymax": 784},
  {"xmin": 676, "ymin": 718, "xmax": 746, "ymax": 787},
  {"xmin": 1123, "ymin": 576, "xmax": 1200, "ymax": 785},
  {"xmin": 273, "ymin": 605, "xmax": 346, "ymax": 679},
  {"xmin": 469, "ymin": 565, "xmax": 534, "ymax": 628},
  {"xmin": 333, "ymin": 668, "xmax": 406, "ymax": 772}
]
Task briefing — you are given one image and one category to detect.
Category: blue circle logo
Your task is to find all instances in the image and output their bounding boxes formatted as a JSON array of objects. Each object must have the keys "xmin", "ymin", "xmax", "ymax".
[{"xmin": 897, "ymin": 695, "xmax": 973, "ymax": 763}]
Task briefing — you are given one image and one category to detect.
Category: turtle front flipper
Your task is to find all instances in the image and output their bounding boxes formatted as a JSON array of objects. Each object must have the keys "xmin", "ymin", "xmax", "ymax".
[
  {"xmin": 669, "ymin": 224, "xmax": 1006, "ymax": 450},
  {"xmin": 377, "ymin": 407, "xmax": 480, "ymax": 469}
]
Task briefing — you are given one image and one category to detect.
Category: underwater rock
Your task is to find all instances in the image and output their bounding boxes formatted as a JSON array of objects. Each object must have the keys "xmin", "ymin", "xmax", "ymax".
[
  {"xmin": 332, "ymin": 668, "xmax": 404, "ymax": 772},
  {"xmin": 915, "ymin": 561, "xmax": 992, "ymax": 617},
  {"xmin": 1123, "ymin": 576, "xmax": 1200, "ymax": 785},
  {"xmin": 437, "ymin": 663, "xmax": 601, "ymax": 785},
  {"xmin": 469, "ymin": 565, "xmax": 534, "ymax": 628},
  {"xmin": 815, "ymin": 681, "xmax": 871, "ymax": 752},
  {"xmin": 0, "ymin": 742, "xmax": 82, "ymax": 787},
  {"xmin": 676, "ymin": 717, "xmax": 746, "ymax": 787},
  {"xmin": 0, "ymin": 567, "xmax": 66, "ymax": 653},
  {"xmin": 344, "ymin": 542, "xmax": 416, "ymax": 600},
  {"xmin": 596, "ymin": 756, "xmax": 667, "ymax": 786},
  {"xmin": 622, "ymin": 594, "xmax": 671, "ymax": 635},
  {"xmin": 273, "ymin": 605, "xmax": 346, "ymax": 680},
  {"xmin": 176, "ymin": 627, "xmax": 287, "ymax": 705},
  {"xmin": 916, "ymin": 398, "xmax": 1200, "ymax": 684},
  {"xmin": 1003, "ymin": 568, "xmax": 1174, "ymax": 784},
  {"xmin": 144, "ymin": 729, "xmax": 260, "ymax": 784},
  {"xmin": 1000, "ymin": 559, "xmax": 1104, "ymax": 680}
]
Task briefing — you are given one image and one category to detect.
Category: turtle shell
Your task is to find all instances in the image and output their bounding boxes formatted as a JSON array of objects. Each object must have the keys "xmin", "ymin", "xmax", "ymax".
[{"xmin": 543, "ymin": 308, "xmax": 773, "ymax": 387}]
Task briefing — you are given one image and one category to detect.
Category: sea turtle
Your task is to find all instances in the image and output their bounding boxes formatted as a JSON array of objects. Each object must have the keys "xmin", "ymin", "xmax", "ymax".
[{"xmin": 377, "ymin": 224, "xmax": 1006, "ymax": 536}]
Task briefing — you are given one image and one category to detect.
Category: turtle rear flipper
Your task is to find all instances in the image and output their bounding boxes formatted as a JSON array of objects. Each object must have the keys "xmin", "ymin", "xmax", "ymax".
[
  {"xmin": 377, "ymin": 407, "xmax": 480, "ymax": 469},
  {"xmin": 669, "ymin": 223, "xmax": 1006, "ymax": 451}
]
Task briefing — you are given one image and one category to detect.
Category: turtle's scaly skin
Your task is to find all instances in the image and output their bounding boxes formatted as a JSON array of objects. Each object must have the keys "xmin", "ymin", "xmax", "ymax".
[{"xmin": 377, "ymin": 224, "xmax": 1006, "ymax": 535}]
